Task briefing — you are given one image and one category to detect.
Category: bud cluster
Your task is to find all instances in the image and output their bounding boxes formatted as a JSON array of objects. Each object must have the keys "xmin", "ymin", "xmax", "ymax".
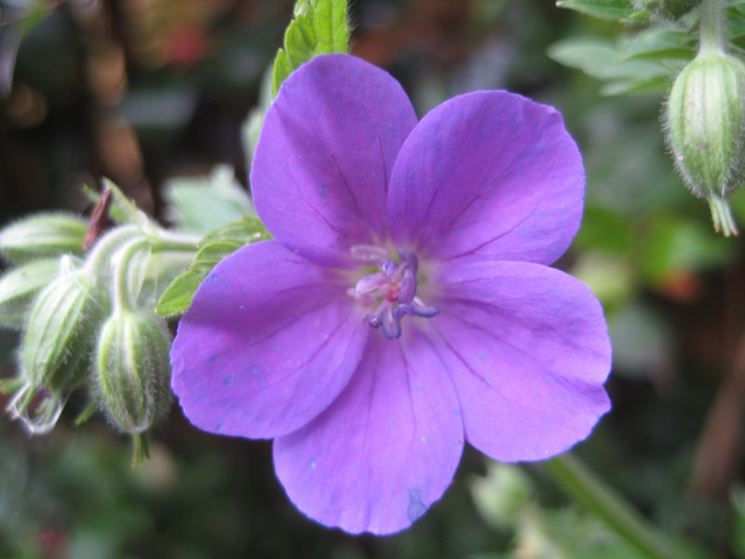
[{"xmin": 0, "ymin": 186, "xmax": 199, "ymax": 464}]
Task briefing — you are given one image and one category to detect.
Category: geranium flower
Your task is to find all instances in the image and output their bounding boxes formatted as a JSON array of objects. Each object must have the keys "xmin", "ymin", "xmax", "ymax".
[{"xmin": 171, "ymin": 54, "xmax": 611, "ymax": 535}]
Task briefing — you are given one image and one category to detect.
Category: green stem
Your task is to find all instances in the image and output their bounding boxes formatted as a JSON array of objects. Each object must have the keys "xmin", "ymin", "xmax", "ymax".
[
  {"xmin": 544, "ymin": 454, "xmax": 689, "ymax": 559},
  {"xmin": 699, "ymin": 0, "xmax": 725, "ymax": 53},
  {"xmin": 131, "ymin": 432, "xmax": 150, "ymax": 469},
  {"xmin": 85, "ymin": 225, "xmax": 140, "ymax": 275},
  {"xmin": 147, "ymin": 229, "xmax": 200, "ymax": 253},
  {"xmin": 113, "ymin": 238, "xmax": 149, "ymax": 312}
]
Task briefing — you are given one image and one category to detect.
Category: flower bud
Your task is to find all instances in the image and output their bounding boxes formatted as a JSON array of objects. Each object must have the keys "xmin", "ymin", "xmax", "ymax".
[
  {"xmin": 8, "ymin": 256, "xmax": 107, "ymax": 433},
  {"xmin": 0, "ymin": 213, "xmax": 88, "ymax": 263},
  {"xmin": 0, "ymin": 258, "xmax": 60, "ymax": 329},
  {"xmin": 666, "ymin": 50, "xmax": 745, "ymax": 236},
  {"xmin": 95, "ymin": 310, "xmax": 172, "ymax": 434}
]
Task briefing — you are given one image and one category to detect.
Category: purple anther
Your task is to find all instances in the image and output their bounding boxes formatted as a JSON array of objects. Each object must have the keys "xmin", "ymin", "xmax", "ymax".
[
  {"xmin": 381, "ymin": 307, "xmax": 402, "ymax": 339},
  {"xmin": 392, "ymin": 304, "xmax": 413, "ymax": 320},
  {"xmin": 398, "ymin": 247, "xmax": 419, "ymax": 273},
  {"xmin": 411, "ymin": 298, "xmax": 439, "ymax": 317},
  {"xmin": 398, "ymin": 267, "xmax": 417, "ymax": 304}
]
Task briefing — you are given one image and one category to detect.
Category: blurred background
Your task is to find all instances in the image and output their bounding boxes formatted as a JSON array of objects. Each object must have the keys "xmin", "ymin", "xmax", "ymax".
[{"xmin": 2, "ymin": 0, "xmax": 745, "ymax": 557}]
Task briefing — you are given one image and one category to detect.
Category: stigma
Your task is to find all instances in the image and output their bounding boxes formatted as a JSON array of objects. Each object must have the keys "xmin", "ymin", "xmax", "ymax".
[{"xmin": 348, "ymin": 245, "xmax": 438, "ymax": 339}]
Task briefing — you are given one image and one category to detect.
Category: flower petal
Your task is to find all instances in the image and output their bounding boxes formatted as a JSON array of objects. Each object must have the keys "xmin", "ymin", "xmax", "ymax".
[
  {"xmin": 252, "ymin": 54, "xmax": 418, "ymax": 266},
  {"xmin": 171, "ymin": 241, "xmax": 369, "ymax": 439},
  {"xmin": 428, "ymin": 260, "xmax": 610, "ymax": 461},
  {"xmin": 388, "ymin": 91, "xmax": 584, "ymax": 265},
  {"xmin": 273, "ymin": 329, "xmax": 463, "ymax": 535}
]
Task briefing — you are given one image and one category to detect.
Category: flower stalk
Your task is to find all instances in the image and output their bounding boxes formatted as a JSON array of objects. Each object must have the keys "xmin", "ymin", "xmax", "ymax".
[
  {"xmin": 544, "ymin": 453, "xmax": 699, "ymax": 559},
  {"xmin": 699, "ymin": 0, "xmax": 724, "ymax": 53}
]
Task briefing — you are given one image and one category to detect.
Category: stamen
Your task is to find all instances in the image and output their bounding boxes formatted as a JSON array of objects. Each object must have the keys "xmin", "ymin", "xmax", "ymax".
[
  {"xmin": 349, "ymin": 246, "xmax": 437, "ymax": 339},
  {"xmin": 381, "ymin": 307, "xmax": 402, "ymax": 339},
  {"xmin": 398, "ymin": 248, "xmax": 419, "ymax": 273},
  {"xmin": 355, "ymin": 273, "xmax": 387, "ymax": 295},
  {"xmin": 398, "ymin": 267, "xmax": 416, "ymax": 304},
  {"xmin": 411, "ymin": 297, "xmax": 439, "ymax": 317},
  {"xmin": 351, "ymin": 245, "xmax": 389, "ymax": 265}
]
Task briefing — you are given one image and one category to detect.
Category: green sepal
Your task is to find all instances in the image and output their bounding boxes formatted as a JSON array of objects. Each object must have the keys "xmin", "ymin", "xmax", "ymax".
[
  {"xmin": 20, "ymin": 256, "xmax": 108, "ymax": 392},
  {"xmin": 0, "ymin": 257, "xmax": 60, "ymax": 329},
  {"xmin": 95, "ymin": 309, "xmax": 172, "ymax": 435}
]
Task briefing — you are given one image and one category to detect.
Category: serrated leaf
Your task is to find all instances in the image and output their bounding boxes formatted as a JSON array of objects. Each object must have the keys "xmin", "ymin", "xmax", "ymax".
[
  {"xmin": 200, "ymin": 215, "xmax": 268, "ymax": 245},
  {"xmin": 153, "ymin": 271, "xmax": 203, "ymax": 318},
  {"xmin": 155, "ymin": 217, "xmax": 270, "ymax": 317},
  {"xmin": 555, "ymin": 0, "xmax": 637, "ymax": 20},
  {"xmin": 272, "ymin": 0, "xmax": 350, "ymax": 95}
]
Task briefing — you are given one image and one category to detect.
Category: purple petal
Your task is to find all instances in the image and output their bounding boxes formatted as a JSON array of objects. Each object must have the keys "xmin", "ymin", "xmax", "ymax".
[
  {"xmin": 252, "ymin": 54, "xmax": 418, "ymax": 266},
  {"xmin": 388, "ymin": 91, "xmax": 584, "ymax": 265},
  {"xmin": 171, "ymin": 241, "xmax": 369, "ymax": 439},
  {"xmin": 273, "ymin": 330, "xmax": 463, "ymax": 535},
  {"xmin": 428, "ymin": 260, "xmax": 611, "ymax": 461}
]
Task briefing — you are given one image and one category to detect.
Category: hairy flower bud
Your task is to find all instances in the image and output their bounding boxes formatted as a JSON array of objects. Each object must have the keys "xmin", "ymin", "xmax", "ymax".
[
  {"xmin": 8, "ymin": 256, "xmax": 107, "ymax": 433},
  {"xmin": 95, "ymin": 310, "xmax": 172, "ymax": 434},
  {"xmin": 0, "ymin": 213, "xmax": 88, "ymax": 263},
  {"xmin": 0, "ymin": 258, "xmax": 60, "ymax": 329},
  {"xmin": 666, "ymin": 49, "xmax": 745, "ymax": 236}
]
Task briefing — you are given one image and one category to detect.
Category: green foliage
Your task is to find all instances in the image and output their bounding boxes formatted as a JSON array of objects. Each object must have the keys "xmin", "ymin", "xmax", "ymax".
[
  {"xmin": 469, "ymin": 461, "xmax": 649, "ymax": 559},
  {"xmin": 155, "ymin": 217, "xmax": 270, "ymax": 318},
  {"xmin": 555, "ymin": 0, "xmax": 648, "ymax": 21},
  {"xmin": 163, "ymin": 165, "xmax": 253, "ymax": 235},
  {"xmin": 272, "ymin": 0, "xmax": 350, "ymax": 95},
  {"xmin": 548, "ymin": 27, "xmax": 692, "ymax": 95}
]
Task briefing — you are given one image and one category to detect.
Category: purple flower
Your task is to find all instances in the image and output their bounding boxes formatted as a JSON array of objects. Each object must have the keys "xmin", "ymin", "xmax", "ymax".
[{"xmin": 171, "ymin": 54, "xmax": 611, "ymax": 535}]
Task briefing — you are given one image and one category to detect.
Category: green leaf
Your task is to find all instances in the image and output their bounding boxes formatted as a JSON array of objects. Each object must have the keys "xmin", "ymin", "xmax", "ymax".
[
  {"xmin": 548, "ymin": 37, "xmax": 676, "ymax": 95},
  {"xmin": 555, "ymin": 0, "xmax": 637, "ymax": 21},
  {"xmin": 622, "ymin": 29, "xmax": 695, "ymax": 62},
  {"xmin": 163, "ymin": 165, "xmax": 252, "ymax": 235},
  {"xmin": 272, "ymin": 0, "xmax": 350, "ymax": 95},
  {"xmin": 155, "ymin": 217, "xmax": 270, "ymax": 317}
]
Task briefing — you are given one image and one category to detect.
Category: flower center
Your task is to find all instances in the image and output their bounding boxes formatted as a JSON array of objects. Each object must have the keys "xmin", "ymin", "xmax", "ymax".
[{"xmin": 348, "ymin": 245, "xmax": 438, "ymax": 339}]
